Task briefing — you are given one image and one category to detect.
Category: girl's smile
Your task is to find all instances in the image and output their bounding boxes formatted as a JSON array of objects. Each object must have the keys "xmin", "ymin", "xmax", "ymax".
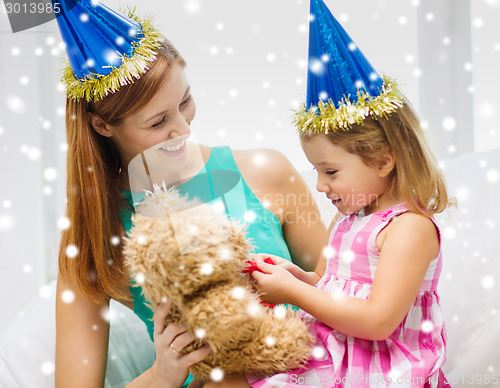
[{"xmin": 300, "ymin": 133, "xmax": 397, "ymax": 216}]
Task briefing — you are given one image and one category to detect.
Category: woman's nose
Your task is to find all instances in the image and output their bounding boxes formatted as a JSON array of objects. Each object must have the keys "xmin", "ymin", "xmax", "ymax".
[{"xmin": 168, "ymin": 115, "xmax": 191, "ymax": 139}]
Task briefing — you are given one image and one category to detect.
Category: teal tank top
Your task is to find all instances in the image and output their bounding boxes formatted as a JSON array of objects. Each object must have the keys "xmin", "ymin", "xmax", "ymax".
[{"xmin": 119, "ymin": 146, "xmax": 292, "ymax": 387}]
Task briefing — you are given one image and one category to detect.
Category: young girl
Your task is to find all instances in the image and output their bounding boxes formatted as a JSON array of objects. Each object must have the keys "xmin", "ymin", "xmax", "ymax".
[
  {"xmin": 205, "ymin": 100, "xmax": 453, "ymax": 388},
  {"xmin": 204, "ymin": 0, "xmax": 453, "ymax": 385},
  {"xmin": 249, "ymin": 100, "xmax": 453, "ymax": 387}
]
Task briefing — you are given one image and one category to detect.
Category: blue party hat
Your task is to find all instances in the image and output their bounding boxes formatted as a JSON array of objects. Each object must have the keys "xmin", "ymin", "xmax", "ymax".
[
  {"xmin": 52, "ymin": 0, "xmax": 163, "ymax": 102},
  {"xmin": 294, "ymin": 0, "xmax": 403, "ymax": 134}
]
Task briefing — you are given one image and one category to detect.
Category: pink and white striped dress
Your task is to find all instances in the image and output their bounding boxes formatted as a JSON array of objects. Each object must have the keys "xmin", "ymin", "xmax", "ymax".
[{"xmin": 247, "ymin": 203, "xmax": 450, "ymax": 387}]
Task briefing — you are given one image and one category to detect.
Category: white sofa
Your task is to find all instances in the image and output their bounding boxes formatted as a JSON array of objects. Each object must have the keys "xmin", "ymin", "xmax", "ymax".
[
  {"xmin": 1, "ymin": 147, "xmax": 499, "ymax": 387},
  {"xmin": 434, "ymin": 149, "xmax": 500, "ymax": 385},
  {"xmin": 0, "ymin": 282, "xmax": 155, "ymax": 388}
]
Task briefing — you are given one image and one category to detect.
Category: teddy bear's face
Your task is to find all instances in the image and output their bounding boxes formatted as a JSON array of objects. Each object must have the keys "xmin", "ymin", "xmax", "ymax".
[{"xmin": 124, "ymin": 190, "xmax": 252, "ymax": 305}]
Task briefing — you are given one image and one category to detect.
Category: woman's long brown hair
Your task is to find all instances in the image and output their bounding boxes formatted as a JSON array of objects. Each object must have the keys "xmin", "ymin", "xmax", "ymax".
[{"xmin": 58, "ymin": 40, "xmax": 186, "ymax": 304}]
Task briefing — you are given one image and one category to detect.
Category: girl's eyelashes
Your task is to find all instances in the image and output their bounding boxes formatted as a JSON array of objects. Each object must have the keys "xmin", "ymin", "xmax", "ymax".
[
  {"xmin": 313, "ymin": 167, "xmax": 338, "ymax": 175},
  {"xmin": 181, "ymin": 94, "xmax": 192, "ymax": 106},
  {"xmin": 311, "ymin": 166, "xmax": 337, "ymax": 175},
  {"xmin": 150, "ymin": 95, "xmax": 193, "ymax": 128}
]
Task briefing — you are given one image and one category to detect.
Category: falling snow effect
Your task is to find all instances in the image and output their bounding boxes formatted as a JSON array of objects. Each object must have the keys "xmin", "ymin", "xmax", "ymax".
[
  {"xmin": 38, "ymin": 285, "xmax": 52, "ymax": 299},
  {"xmin": 0, "ymin": 1, "xmax": 499, "ymax": 384},
  {"xmin": 247, "ymin": 301, "xmax": 262, "ymax": 317},
  {"xmin": 421, "ymin": 320, "xmax": 435, "ymax": 333},
  {"xmin": 135, "ymin": 273, "xmax": 145, "ymax": 284},
  {"xmin": 340, "ymin": 250, "xmax": 355, "ymax": 263},
  {"xmin": 210, "ymin": 368, "xmax": 224, "ymax": 382},
  {"xmin": 481, "ymin": 275, "xmax": 495, "ymax": 289},
  {"xmin": 43, "ymin": 167, "xmax": 57, "ymax": 181},
  {"xmin": 195, "ymin": 328, "xmax": 206, "ymax": 339},
  {"xmin": 265, "ymin": 336, "xmax": 276, "ymax": 347},
  {"xmin": 244, "ymin": 210, "xmax": 257, "ymax": 223},
  {"xmin": 184, "ymin": 0, "xmax": 201, "ymax": 15},
  {"xmin": 6, "ymin": 95, "xmax": 26, "ymax": 113},
  {"xmin": 273, "ymin": 305, "xmax": 286, "ymax": 319},
  {"xmin": 486, "ymin": 169, "xmax": 499, "ymax": 183},
  {"xmin": 40, "ymin": 361, "xmax": 54, "ymax": 375},
  {"xmin": 100, "ymin": 306, "xmax": 114, "ymax": 323},
  {"xmin": 212, "ymin": 200, "xmax": 225, "ymax": 214},
  {"xmin": 322, "ymin": 245, "xmax": 336, "ymax": 259},
  {"xmin": 309, "ymin": 58, "xmax": 325, "ymax": 75},
  {"xmin": 442, "ymin": 117, "xmax": 457, "ymax": 131},
  {"xmin": 218, "ymin": 247, "xmax": 231, "ymax": 260},
  {"xmin": 0, "ymin": 214, "xmax": 15, "ymax": 232},
  {"xmin": 65, "ymin": 244, "xmax": 79, "ymax": 258},
  {"xmin": 231, "ymin": 286, "xmax": 245, "ymax": 299},
  {"xmin": 200, "ymin": 262, "xmax": 214, "ymax": 276},
  {"xmin": 61, "ymin": 290, "xmax": 75, "ymax": 303}
]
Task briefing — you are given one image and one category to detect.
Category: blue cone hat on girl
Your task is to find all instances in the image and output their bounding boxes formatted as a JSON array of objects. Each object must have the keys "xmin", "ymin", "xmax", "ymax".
[
  {"xmin": 294, "ymin": 0, "xmax": 404, "ymax": 134},
  {"xmin": 51, "ymin": 0, "xmax": 163, "ymax": 102}
]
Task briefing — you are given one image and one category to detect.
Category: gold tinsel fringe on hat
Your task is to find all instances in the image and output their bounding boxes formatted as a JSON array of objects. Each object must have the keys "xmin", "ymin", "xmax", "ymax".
[
  {"xmin": 292, "ymin": 76, "xmax": 404, "ymax": 135},
  {"xmin": 60, "ymin": 8, "xmax": 163, "ymax": 102}
]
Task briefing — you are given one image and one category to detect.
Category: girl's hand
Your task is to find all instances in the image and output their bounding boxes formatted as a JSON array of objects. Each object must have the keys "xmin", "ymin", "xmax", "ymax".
[
  {"xmin": 250, "ymin": 258, "xmax": 299, "ymax": 305},
  {"xmin": 249, "ymin": 253, "xmax": 305, "ymax": 280},
  {"xmin": 151, "ymin": 300, "xmax": 212, "ymax": 388}
]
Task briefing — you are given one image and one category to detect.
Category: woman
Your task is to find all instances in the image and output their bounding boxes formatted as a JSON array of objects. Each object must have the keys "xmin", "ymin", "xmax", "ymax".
[{"xmin": 54, "ymin": 3, "xmax": 326, "ymax": 388}]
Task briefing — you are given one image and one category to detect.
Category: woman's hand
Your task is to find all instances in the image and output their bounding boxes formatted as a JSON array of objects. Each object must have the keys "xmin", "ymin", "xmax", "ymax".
[
  {"xmin": 250, "ymin": 258, "xmax": 300, "ymax": 305},
  {"xmin": 151, "ymin": 300, "xmax": 212, "ymax": 388}
]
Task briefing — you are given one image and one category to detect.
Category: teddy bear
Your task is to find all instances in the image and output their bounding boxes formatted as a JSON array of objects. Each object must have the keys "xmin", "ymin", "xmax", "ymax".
[{"xmin": 123, "ymin": 186, "xmax": 313, "ymax": 381}]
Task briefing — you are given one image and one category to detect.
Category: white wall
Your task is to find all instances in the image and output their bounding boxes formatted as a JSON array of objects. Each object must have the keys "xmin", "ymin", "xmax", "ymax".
[
  {"xmin": 470, "ymin": 0, "xmax": 500, "ymax": 152},
  {"xmin": 0, "ymin": 0, "xmax": 498, "ymax": 332},
  {"xmin": 0, "ymin": 12, "xmax": 67, "ymax": 331}
]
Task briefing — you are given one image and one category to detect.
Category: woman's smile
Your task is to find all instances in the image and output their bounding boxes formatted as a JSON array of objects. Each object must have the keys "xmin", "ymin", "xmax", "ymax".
[{"xmin": 158, "ymin": 138, "xmax": 188, "ymax": 158}]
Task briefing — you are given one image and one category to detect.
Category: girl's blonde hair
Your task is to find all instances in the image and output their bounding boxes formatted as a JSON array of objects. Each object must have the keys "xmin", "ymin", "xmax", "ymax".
[
  {"xmin": 59, "ymin": 39, "xmax": 186, "ymax": 304},
  {"xmin": 311, "ymin": 100, "xmax": 454, "ymax": 217}
]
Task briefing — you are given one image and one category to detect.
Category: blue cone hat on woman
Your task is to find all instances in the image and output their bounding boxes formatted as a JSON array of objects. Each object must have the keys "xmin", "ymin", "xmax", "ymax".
[
  {"xmin": 294, "ymin": 0, "xmax": 404, "ymax": 134},
  {"xmin": 51, "ymin": 0, "xmax": 163, "ymax": 102}
]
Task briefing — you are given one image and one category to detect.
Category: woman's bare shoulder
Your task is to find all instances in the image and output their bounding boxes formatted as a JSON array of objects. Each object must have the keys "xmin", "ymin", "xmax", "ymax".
[{"xmin": 232, "ymin": 148, "xmax": 295, "ymax": 184}]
